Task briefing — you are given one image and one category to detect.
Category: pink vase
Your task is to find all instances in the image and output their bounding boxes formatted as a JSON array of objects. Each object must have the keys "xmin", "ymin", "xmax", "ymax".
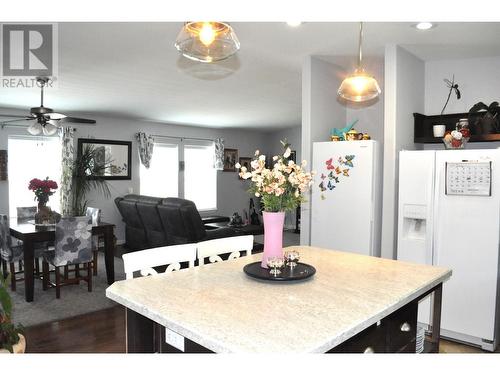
[{"xmin": 261, "ymin": 211, "xmax": 285, "ymax": 268}]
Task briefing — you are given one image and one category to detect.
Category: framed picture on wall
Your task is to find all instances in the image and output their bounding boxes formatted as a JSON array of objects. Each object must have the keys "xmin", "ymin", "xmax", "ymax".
[
  {"xmin": 223, "ymin": 148, "xmax": 238, "ymax": 172},
  {"xmin": 238, "ymin": 157, "xmax": 252, "ymax": 179}
]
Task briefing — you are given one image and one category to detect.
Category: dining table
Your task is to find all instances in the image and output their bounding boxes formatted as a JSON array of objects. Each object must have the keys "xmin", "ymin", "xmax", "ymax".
[{"xmin": 9, "ymin": 220, "xmax": 116, "ymax": 302}]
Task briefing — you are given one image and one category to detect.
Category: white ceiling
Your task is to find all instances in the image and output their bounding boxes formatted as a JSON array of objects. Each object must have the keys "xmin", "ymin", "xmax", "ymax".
[{"xmin": 0, "ymin": 22, "xmax": 499, "ymax": 130}]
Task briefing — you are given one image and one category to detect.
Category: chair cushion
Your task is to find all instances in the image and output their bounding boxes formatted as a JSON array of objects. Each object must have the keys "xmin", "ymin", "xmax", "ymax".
[{"xmin": 1, "ymin": 245, "xmax": 24, "ymax": 262}]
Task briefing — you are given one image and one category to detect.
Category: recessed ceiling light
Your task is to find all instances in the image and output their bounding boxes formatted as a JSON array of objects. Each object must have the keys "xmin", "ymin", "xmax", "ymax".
[
  {"xmin": 414, "ymin": 22, "xmax": 435, "ymax": 30},
  {"xmin": 286, "ymin": 21, "xmax": 302, "ymax": 27}
]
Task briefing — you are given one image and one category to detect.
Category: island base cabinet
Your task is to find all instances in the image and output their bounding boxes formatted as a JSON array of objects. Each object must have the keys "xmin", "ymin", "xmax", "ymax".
[{"xmin": 328, "ymin": 301, "xmax": 418, "ymax": 353}]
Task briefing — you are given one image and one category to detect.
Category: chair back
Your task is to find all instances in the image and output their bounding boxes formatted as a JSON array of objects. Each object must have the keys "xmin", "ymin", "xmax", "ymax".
[
  {"xmin": 0, "ymin": 214, "xmax": 14, "ymax": 258},
  {"xmin": 197, "ymin": 235, "xmax": 253, "ymax": 265},
  {"xmin": 85, "ymin": 207, "xmax": 101, "ymax": 226},
  {"xmin": 122, "ymin": 243, "xmax": 197, "ymax": 279},
  {"xmin": 16, "ymin": 206, "xmax": 37, "ymax": 222},
  {"xmin": 53, "ymin": 216, "xmax": 93, "ymax": 266}
]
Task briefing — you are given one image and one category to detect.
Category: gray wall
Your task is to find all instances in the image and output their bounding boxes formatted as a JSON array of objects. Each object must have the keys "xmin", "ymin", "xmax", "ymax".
[
  {"xmin": 0, "ymin": 107, "xmax": 299, "ymax": 243},
  {"xmin": 381, "ymin": 45, "xmax": 425, "ymax": 260},
  {"xmin": 301, "ymin": 56, "xmax": 347, "ymax": 245},
  {"xmin": 423, "ymin": 55, "xmax": 500, "ymax": 150}
]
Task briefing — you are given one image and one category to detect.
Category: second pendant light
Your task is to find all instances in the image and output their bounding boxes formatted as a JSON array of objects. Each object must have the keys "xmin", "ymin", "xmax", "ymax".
[{"xmin": 338, "ymin": 22, "xmax": 381, "ymax": 102}]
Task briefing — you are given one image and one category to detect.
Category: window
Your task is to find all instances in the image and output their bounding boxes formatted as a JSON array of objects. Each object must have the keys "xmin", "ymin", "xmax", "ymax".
[
  {"xmin": 8, "ymin": 136, "xmax": 62, "ymax": 218},
  {"xmin": 140, "ymin": 139, "xmax": 217, "ymax": 211},
  {"xmin": 140, "ymin": 142, "xmax": 179, "ymax": 198},
  {"xmin": 184, "ymin": 142, "xmax": 217, "ymax": 211}
]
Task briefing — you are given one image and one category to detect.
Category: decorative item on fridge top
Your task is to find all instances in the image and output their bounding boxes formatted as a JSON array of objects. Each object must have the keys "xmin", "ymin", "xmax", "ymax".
[
  {"xmin": 469, "ymin": 101, "xmax": 499, "ymax": 135},
  {"xmin": 235, "ymin": 140, "xmax": 314, "ymax": 268},
  {"xmin": 330, "ymin": 119, "xmax": 358, "ymax": 141},
  {"xmin": 442, "ymin": 118, "xmax": 470, "ymax": 149},
  {"xmin": 433, "ymin": 75, "xmax": 462, "ymax": 138},
  {"xmin": 318, "ymin": 155, "xmax": 356, "ymax": 200}
]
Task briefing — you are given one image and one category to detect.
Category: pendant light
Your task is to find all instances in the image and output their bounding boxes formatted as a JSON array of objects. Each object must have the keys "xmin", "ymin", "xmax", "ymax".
[
  {"xmin": 338, "ymin": 22, "xmax": 381, "ymax": 102},
  {"xmin": 174, "ymin": 22, "xmax": 240, "ymax": 63}
]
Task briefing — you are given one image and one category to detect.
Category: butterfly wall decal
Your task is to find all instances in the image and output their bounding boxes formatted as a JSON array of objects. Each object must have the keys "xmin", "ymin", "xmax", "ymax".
[
  {"xmin": 320, "ymin": 154, "xmax": 356, "ymax": 199},
  {"xmin": 343, "ymin": 155, "xmax": 355, "ymax": 168}
]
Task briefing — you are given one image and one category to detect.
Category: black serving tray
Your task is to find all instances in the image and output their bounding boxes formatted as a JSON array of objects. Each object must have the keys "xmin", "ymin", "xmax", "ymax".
[{"xmin": 243, "ymin": 261, "xmax": 316, "ymax": 282}]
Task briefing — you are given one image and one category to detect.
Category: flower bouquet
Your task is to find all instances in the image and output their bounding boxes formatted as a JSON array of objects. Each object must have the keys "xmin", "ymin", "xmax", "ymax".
[
  {"xmin": 28, "ymin": 177, "xmax": 58, "ymax": 224},
  {"xmin": 236, "ymin": 140, "xmax": 314, "ymax": 267}
]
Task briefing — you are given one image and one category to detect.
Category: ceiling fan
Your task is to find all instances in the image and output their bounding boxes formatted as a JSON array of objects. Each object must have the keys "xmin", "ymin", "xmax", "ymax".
[{"xmin": 0, "ymin": 77, "xmax": 96, "ymax": 135}]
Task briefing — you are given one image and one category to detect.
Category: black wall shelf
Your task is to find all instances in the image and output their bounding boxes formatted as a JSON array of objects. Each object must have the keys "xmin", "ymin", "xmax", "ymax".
[{"xmin": 414, "ymin": 112, "xmax": 500, "ymax": 144}]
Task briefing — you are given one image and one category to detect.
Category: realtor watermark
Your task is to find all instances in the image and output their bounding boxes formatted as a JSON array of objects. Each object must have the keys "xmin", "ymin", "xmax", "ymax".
[{"xmin": 0, "ymin": 23, "xmax": 58, "ymax": 87}]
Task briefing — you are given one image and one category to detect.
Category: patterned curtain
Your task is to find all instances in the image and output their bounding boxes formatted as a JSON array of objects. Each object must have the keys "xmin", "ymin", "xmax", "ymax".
[
  {"xmin": 136, "ymin": 132, "xmax": 155, "ymax": 169},
  {"xmin": 59, "ymin": 126, "xmax": 75, "ymax": 216},
  {"xmin": 214, "ymin": 138, "xmax": 224, "ymax": 170}
]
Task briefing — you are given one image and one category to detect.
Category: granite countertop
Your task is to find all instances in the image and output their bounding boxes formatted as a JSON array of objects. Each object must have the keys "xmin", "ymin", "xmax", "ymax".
[{"xmin": 106, "ymin": 246, "xmax": 451, "ymax": 353}]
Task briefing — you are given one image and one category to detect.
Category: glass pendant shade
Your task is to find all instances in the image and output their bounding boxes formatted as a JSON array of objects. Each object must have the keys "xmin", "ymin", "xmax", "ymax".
[
  {"xmin": 42, "ymin": 120, "xmax": 58, "ymax": 135},
  {"xmin": 338, "ymin": 22, "xmax": 381, "ymax": 102},
  {"xmin": 174, "ymin": 22, "xmax": 240, "ymax": 63},
  {"xmin": 27, "ymin": 122, "xmax": 42, "ymax": 135},
  {"xmin": 337, "ymin": 68, "xmax": 381, "ymax": 102}
]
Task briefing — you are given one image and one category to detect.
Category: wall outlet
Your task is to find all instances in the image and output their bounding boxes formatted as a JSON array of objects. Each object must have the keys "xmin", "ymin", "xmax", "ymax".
[
  {"xmin": 127, "ymin": 187, "xmax": 133, "ymax": 194},
  {"xmin": 165, "ymin": 327, "xmax": 185, "ymax": 352}
]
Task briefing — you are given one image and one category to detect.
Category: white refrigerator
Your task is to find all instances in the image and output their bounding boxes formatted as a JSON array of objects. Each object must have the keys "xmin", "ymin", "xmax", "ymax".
[
  {"xmin": 311, "ymin": 140, "xmax": 382, "ymax": 257},
  {"xmin": 397, "ymin": 149, "xmax": 500, "ymax": 351}
]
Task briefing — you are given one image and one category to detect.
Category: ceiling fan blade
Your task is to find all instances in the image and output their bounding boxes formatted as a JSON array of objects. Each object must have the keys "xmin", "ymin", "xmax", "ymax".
[
  {"xmin": 0, "ymin": 114, "xmax": 30, "ymax": 118},
  {"xmin": 46, "ymin": 112, "xmax": 67, "ymax": 120},
  {"xmin": 60, "ymin": 116, "xmax": 96, "ymax": 124},
  {"xmin": 0, "ymin": 117, "xmax": 33, "ymax": 124}
]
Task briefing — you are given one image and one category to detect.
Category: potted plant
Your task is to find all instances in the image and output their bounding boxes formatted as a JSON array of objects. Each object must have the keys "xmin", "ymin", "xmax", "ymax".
[
  {"xmin": 0, "ymin": 277, "xmax": 25, "ymax": 353},
  {"xmin": 469, "ymin": 101, "xmax": 499, "ymax": 134},
  {"xmin": 236, "ymin": 140, "xmax": 314, "ymax": 268},
  {"xmin": 71, "ymin": 144, "xmax": 112, "ymax": 216}
]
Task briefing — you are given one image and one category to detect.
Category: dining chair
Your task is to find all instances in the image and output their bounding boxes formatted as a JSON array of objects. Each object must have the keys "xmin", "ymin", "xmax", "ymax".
[
  {"xmin": 15, "ymin": 206, "xmax": 53, "ymax": 277},
  {"xmin": 0, "ymin": 214, "xmax": 46, "ymax": 291},
  {"xmin": 42, "ymin": 216, "xmax": 93, "ymax": 299},
  {"xmin": 196, "ymin": 235, "xmax": 254, "ymax": 265},
  {"xmin": 122, "ymin": 243, "xmax": 197, "ymax": 280},
  {"xmin": 86, "ymin": 206, "xmax": 102, "ymax": 276}
]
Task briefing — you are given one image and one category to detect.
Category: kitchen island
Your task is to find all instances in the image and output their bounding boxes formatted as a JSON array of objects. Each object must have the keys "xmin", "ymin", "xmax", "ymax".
[{"xmin": 106, "ymin": 246, "xmax": 451, "ymax": 353}]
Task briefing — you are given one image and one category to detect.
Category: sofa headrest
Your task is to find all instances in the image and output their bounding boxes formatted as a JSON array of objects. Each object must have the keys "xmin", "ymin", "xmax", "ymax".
[
  {"xmin": 161, "ymin": 197, "xmax": 197, "ymax": 209},
  {"xmin": 121, "ymin": 194, "xmax": 164, "ymax": 205}
]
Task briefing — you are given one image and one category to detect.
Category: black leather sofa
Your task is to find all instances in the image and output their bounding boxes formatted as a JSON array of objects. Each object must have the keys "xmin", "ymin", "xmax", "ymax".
[{"xmin": 114, "ymin": 195, "xmax": 237, "ymax": 251}]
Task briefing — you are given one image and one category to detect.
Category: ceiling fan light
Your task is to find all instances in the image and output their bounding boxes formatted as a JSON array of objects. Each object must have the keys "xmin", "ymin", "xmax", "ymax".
[
  {"xmin": 175, "ymin": 22, "xmax": 240, "ymax": 63},
  {"xmin": 27, "ymin": 122, "xmax": 42, "ymax": 135},
  {"xmin": 42, "ymin": 121, "xmax": 58, "ymax": 136},
  {"xmin": 338, "ymin": 69, "xmax": 381, "ymax": 102}
]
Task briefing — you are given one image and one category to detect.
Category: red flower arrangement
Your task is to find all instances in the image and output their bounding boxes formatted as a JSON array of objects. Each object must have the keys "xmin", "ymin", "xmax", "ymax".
[{"xmin": 28, "ymin": 177, "xmax": 58, "ymax": 206}]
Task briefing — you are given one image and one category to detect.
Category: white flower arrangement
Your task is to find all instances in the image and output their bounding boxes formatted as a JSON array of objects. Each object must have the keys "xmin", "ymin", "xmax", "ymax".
[{"xmin": 235, "ymin": 140, "xmax": 315, "ymax": 212}]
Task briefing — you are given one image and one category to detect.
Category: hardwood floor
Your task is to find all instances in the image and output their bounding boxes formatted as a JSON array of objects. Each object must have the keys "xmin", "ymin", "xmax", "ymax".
[
  {"xmin": 24, "ymin": 305, "xmax": 498, "ymax": 353},
  {"xmin": 25, "ymin": 305, "xmax": 126, "ymax": 353}
]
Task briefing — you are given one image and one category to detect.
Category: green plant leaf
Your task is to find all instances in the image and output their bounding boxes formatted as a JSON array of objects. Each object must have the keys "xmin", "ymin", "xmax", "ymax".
[{"xmin": 469, "ymin": 102, "xmax": 489, "ymax": 113}]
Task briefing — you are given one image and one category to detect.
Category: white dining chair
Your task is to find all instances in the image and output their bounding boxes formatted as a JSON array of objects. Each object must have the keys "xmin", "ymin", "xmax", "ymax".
[
  {"xmin": 197, "ymin": 235, "xmax": 254, "ymax": 265},
  {"xmin": 122, "ymin": 243, "xmax": 197, "ymax": 280}
]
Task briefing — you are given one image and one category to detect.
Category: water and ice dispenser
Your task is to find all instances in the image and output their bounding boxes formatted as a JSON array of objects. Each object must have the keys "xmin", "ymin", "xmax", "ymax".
[{"xmin": 401, "ymin": 204, "xmax": 427, "ymax": 241}]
